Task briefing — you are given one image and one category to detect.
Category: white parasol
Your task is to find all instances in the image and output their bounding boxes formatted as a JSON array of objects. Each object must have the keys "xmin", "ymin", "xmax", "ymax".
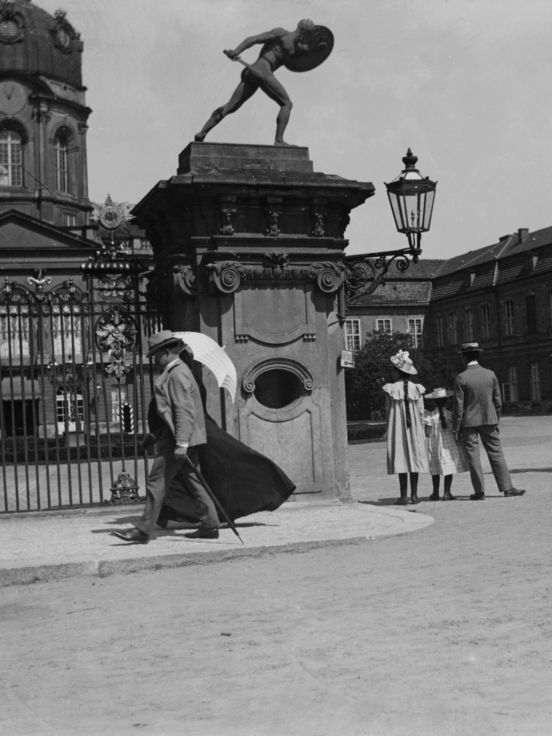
[{"xmin": 172, "ymin": 331, "xmax": 237, "ymax": 402}]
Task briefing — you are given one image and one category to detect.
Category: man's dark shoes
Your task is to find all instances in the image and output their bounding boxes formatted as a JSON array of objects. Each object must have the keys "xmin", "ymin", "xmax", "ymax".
[
  {"xmin": 470, "ymin": 493, "xmax": 485, "ymax": 500},
  {"xmin": 185, "ymin": 528, "xmax": 219, "ymax": 539},
  {"xmin": 443, "ymin": 492, "xmax": 456, "ymax": 501},
  {"xmin": 111, "ymin": 528, "xmax": 149, "ymax": 544},
  {"xmin": 504, "ymin": 487, "xmax": 526, "ymax": 497}
]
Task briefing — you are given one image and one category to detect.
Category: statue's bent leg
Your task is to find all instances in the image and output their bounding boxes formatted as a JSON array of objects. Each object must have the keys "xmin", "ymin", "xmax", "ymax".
[
  {"xmin": 260, "ymin": 77, "xmax": 293, "ymax": 145},
  {"xmin": 194, "ymin": 78, "xmax": 258, "ymax": 142}
]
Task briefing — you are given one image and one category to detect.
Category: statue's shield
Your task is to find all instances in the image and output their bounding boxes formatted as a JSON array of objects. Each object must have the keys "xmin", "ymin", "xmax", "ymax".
[{"xmin": 284, "ymin": 26, "xmax": 334, "ymax": 73}]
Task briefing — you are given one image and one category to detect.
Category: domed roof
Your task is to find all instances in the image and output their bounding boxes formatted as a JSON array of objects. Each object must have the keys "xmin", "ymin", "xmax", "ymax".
[{"xmin": 0, "ymin": 0, "xmax": 83, "ymax": 89}]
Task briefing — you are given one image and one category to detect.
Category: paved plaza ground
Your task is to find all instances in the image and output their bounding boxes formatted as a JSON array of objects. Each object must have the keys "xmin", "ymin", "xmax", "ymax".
[{"xmin": 1, "ymin": 415, "xmax": 551, "ymax": 736}]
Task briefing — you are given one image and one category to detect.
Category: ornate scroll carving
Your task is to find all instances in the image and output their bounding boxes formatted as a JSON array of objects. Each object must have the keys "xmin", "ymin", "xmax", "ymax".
[
  {"xmin": 308, "ymin": 261, "xmax": 345, "ymax": 294},
  {"xmin": 172, "ymin": 264, "xmax": 196, "ymax": 296},
  {"xmin": 206, "ymin": 261, "xmax": 247, "ymax": 294},
  {"xmin": 95, "ymin": 306, "xmax": 136, "ymax": 380},
  {"xmin": 344, "ymin": 252, "xmax": 413, "ymax": 303},
  {"xmin": 242, "ymin": 358, "xmax": 315, "ymax": 394},
  {"xmin": 204, "ymin": 258, "xmax": 346, "ymax": 295}
]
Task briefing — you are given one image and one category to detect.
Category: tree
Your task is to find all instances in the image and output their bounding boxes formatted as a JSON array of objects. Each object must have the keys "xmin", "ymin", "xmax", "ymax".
[{"xmin": 345, "ymin": 331, "xmax": 462, "ymax": 420}]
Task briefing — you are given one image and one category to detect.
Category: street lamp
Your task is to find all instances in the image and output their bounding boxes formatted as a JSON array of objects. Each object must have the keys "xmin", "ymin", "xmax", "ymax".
[
  {"xmin": 344, "ymin": 148, "xmax": 437, "ymax": 301},
  {"xmin": 385, "ymin": 148, "xmax": 437, "ymax": 261}
]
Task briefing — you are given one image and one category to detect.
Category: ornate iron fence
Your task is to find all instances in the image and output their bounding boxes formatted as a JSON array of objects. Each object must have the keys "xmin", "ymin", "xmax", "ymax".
[{"xmin": 0, "ymin": 248, "xmax": 160, "ymax": 513}]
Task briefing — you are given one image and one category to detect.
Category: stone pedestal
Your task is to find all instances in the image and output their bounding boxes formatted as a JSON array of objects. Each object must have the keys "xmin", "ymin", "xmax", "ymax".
[{"xmin": 133, "ymin": 143, "xmax": 374, "ymax": 499}]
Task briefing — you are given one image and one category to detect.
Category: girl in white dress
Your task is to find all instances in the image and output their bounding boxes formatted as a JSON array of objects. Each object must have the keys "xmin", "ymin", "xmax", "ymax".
[
  {"xmin": 383, "ymin": 349, "xmax": 429, "ymax": 505},
  {"xmin": 423, "ymin": 388, "xmax": 469, "ymax": 500}
]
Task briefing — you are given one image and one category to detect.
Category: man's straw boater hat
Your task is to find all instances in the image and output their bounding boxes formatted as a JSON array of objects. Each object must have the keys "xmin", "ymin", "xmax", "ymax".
[
  {"xmin": 425, "ymin": 387, "xmax": 453, "ymax": 400},
  {"xmin": 459, "ymin": 342, "xmax": 483, "ymax": 353},
  {"xmin": 390, "ymin": 349, "xmax": 417, "ymax": 375},
  {"xmin": 146, "ymin": 330, "xmax": 184, "ymax": 357}
]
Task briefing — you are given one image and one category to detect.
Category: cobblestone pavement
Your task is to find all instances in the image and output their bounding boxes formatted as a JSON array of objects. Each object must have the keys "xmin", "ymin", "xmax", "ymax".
[{"xmin": 1, "ymin": 415, "xmax": 550, "ymax": 736}]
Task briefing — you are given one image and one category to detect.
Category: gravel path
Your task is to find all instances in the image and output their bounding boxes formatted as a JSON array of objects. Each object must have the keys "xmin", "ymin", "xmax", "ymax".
[{"xmin": 1, "ymin": 415, "xmax": 550, "ymax": 736}]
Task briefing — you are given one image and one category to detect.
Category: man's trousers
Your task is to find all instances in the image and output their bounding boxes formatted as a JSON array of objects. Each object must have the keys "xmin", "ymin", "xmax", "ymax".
[
  {"xmin": 460, "ymin": 424, "xmax": 512, "ymax": 494},
  {"xmin": 135, "ymin": 447, "xmax": 219, "ymax": 536}
]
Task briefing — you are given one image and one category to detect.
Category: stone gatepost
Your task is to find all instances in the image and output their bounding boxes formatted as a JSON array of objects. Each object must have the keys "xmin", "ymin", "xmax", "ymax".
[{"xmin": 133, "ymin": 143, "xmax": 374, "ymax": 500}]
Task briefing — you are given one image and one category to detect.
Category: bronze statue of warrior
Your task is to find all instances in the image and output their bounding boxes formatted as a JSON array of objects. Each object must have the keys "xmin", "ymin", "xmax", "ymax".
[{"xmin": 194, "ymin": 20, "xmax": 334, "ymax": 146}]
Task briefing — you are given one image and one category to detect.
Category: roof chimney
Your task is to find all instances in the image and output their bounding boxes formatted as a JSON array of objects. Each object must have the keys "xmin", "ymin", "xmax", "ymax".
[{"xmin": 518, "ymin": 228, "xmax": 529, "ymax": 243}]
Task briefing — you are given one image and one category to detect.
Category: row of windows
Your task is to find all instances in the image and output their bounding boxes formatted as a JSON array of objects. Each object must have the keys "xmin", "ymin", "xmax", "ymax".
[
  {"xmin": 435, "ymin": 293, "xmax": 551, "ymax": 347},
  {"xmin": 502, "ymin": 362, "xmax": 542, "ymax": 402},
  {"xmin": 344, "ymin": 317, "xmax": 424, "ymax": 351},
  {"xmin": 0, "ymin": 129, "xmax": 72, "ymax": 193}
]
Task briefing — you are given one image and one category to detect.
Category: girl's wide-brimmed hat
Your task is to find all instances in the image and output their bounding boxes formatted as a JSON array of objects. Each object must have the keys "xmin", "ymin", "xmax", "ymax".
[
  {"xmin": 425, "ymin": 387, "xmax": 453, "ymax": 400},
  {"xmin": 390, "ymin": 349, "xmax": 417, "ymax": 376}
]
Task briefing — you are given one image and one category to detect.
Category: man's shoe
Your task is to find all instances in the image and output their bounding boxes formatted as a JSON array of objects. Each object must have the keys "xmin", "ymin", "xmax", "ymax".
[
  {"xmin": 428, "ymin": 493, "xmax": 440, "ymax": 501},
  {"xmin": 184, "ymin": 528, "xmax": 219, "ymax": 539},
  {"xmin": 443, "ymin": 493, "xmax": 456, "ymax": 501},
  {"xmin": 111, "ymin": 528, "xmax": 149, "ymax": 544},
  {"xmin": 504, "ymin": 488, "xmax": 526, "ymax": 497},
  {"xmin": 470, "ymin": 493, "xmax": 485, "ymax": 500}
]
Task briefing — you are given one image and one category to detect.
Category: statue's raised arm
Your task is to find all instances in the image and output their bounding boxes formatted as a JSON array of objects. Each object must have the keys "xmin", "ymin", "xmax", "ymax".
[{"xmin": 194, "ymin": 20, "xmax": 334, "ymax": 146}]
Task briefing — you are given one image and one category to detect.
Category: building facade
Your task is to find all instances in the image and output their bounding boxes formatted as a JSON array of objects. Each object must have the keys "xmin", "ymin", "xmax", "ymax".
[
  {"xmin": 347, "ymin": 227, "xmax": 552, "ymax": 411},
  {"xmin": 344, "ymin": 259, "xmax": 443, "ymax": 351},
  {"xmin": 0, "ymin": 1, "xmax": 155, "ymax": 513}
]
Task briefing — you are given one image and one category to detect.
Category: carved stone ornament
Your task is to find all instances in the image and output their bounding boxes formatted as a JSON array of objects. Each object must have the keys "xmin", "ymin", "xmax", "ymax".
[
  {"xmin": 206, "ymin": 261, "xmax": 247, "ymax": 294},
  {"xmin": 219, "ymin": 206, "xmax": 237, "ymax": 236},
  {"xmin": 0, "ymin": 3, "xmax": 24, "ymax": 45},
  {"xmin": 265, "ymin": 205, "xmax": 281, "ymax": 237},
  {"xmin": 263, "ymin": 252, "xmax": 289, "ymax": 274},
  {"xmin": 242, "ymin": 358, "xmax": 315, "ymax": 394},
  {"xmin": 204, "ymin": 258, "xmax": 346, "ymax": 294},
  {"xmin": 308, "ymin": 261, "xmax": 345, "ymax": 294},
  {"xmin": 50, "ymin": 9, "xmax": 81, "ymax": 54},
  {"xmin": 172, "ymin": 264, "xmax": 196, "ymax": 296},
  {"xmin": 311, "ymin": 208, "xmax": 326, "ymax": 237}
]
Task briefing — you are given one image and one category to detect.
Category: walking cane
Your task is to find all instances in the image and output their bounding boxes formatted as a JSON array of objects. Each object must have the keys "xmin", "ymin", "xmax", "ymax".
[{"xmin": 183, "ymin": 455, "xmax": 245, "ymax": 545}]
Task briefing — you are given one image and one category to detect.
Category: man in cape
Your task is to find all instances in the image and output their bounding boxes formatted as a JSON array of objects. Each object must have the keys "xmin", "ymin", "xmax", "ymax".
[{"xmin": 112, "ymin": 331, "xmax": 220, "ymax": 543}]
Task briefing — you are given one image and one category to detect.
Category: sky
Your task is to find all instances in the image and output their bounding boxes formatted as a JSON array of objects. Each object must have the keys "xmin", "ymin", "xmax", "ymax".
[{"xmin": 37, "ymin": 0, "xmax": 552, "ymax": 260}]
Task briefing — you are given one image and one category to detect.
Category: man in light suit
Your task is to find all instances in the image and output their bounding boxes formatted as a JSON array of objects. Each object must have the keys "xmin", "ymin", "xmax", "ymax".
[
  {"xmin": 112, "ymin": 331, "xmax": 219, "ymax": 543},
  {"xmin": 453, "ymin": 342, "xmax": 525, "ymax": 500}
]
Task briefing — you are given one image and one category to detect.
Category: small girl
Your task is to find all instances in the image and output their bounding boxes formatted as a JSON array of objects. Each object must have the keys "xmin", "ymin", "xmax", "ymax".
[
  {"xmin": 423, "ymin": 388, "xmax": 469, "ymax": 500},
  {"xmin": 383, "ymin": 349, "xmax": 429, "ymax": 505}
]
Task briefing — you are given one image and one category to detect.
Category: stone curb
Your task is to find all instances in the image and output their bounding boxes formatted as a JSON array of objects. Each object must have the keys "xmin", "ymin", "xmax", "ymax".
[{"xmin": 0, "ymin": 536, "xmax": 370, "ymax": 588}]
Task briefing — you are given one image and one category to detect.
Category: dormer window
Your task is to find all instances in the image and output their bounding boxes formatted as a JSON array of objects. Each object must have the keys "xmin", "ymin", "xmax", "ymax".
[
  {"xmin": 464, "ymin": 270, "xmax": 476, "ymax": 288},
  {"xmin": 527, "ymin": 253, "xmax": 539, "ymax": 272}
]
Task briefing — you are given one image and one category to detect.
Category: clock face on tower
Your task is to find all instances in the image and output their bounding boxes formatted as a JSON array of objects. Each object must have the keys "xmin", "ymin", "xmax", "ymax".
[{"xmin": 0, "ymin": 81, "xmax": 27, "ymax": 115}]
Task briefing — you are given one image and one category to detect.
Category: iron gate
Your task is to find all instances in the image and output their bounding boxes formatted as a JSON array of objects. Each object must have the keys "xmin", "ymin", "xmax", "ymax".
[{"xmin": 0, "ymin": 250, "xmax": 161, "ymax": 513}]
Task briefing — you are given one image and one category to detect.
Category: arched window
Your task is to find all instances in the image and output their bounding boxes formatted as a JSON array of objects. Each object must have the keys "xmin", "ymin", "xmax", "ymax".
[
  {"xmin": 54, "ymin": 131, "xmax": 69, "ymax": 192},
  {"xmin": 0, "ymin": 129, "xmax": 23, "ymax": 187}
]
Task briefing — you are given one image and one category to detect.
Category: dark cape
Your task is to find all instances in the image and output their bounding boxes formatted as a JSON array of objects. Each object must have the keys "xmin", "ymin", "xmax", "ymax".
[{"xmin": 161, "ymin": 416, "xmax": 296, "ymax": 523}]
